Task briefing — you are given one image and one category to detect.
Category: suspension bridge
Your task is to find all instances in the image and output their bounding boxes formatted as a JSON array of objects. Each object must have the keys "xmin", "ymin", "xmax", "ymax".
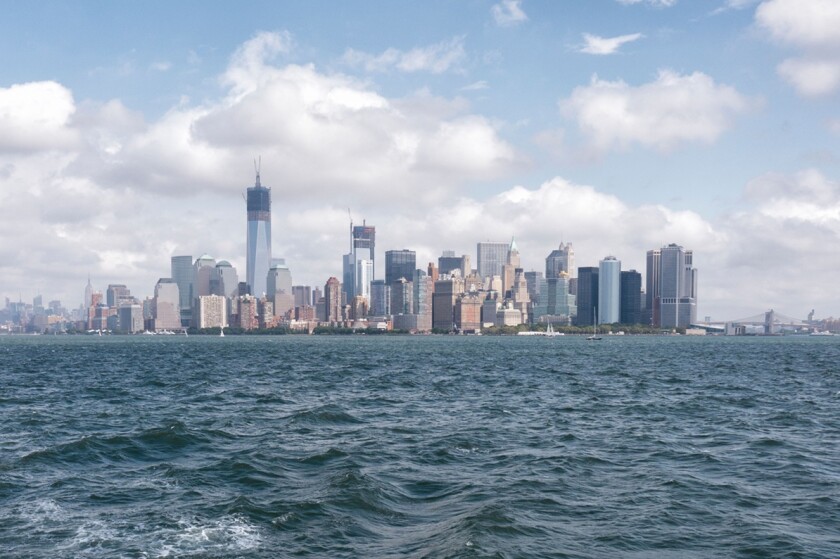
[{"xmin": 694, "ymin": 309, "xmax": 811, "ymax": 335}]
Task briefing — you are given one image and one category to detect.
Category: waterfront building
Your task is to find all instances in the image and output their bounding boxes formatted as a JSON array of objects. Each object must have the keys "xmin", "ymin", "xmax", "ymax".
[
  {"xmin": 576, "ymin": 267, "xmax": 599, "ymax": 327},
  {"xmin": 659, "ymin": 244, "xmax": 698, "ymax": 329},
  {"xmin": 477, "ymin": 241, "xmax": 509, "ymax": 280},
  {"xmin": 413, "ymin": 271, "xmax": 434, "ymax": 332},
  {"xmin": 153, "ymin": 279, "xmax": 181, "ymax": 331},
  {"xmin": 350, "ymin": 296, "xmax": 368, "ymax": 320},
  {"xmin": 620, "ymin": 270, "xmax": 642, "ymax": 325},
  {"xmin": 598, "ymin": 256, "xmax": 621, "ymax": 325},
  {"xmin": 482, "ymin": 291, "xmax": 501, "ymax": 326},
  {"xmin": 198, "ymin": 295, "xmax": 227, "ymax": 329},
  {"xmin": 342, "ymin": 253, "xmax": 355, "ymax": 302},
  {"xmin": 118, "ymin": 304, "xmax": 144, "ymax": 333},
  {"xmin": 495, "ymin": 303, "xmax": 523, "ymax": 327},
  {"xmin": 246, "ymin": 169, "xmax": 272, "ymax": 298},
  {"xmin": 546, "ymin": 242, "xmax": 575, "ymax": 279},
  {"xmin": 455, "ymin": 294, "xmax": 482, "ymax": 332},
  {"xmin": 510, "ymin": 271, "xmax": 530, "ymax": 324},
  {"xmin": 546, "ymin": 274, "xmax": 576, "ymax": 321},
  {"xmin": 645, "ymin": 249, "xmax": 661, "ymax": 326},
  {"xmin": 237, "ymin": 295, "xmax": 259, "ymax": 330}
]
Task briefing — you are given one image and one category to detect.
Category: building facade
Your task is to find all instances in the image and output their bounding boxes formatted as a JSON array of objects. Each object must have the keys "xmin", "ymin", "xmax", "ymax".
[
  {"xmin": 576, "ymin": 267, "xmax": 599, "ymax": 327},
  {"xmin": 246, "ymin": 170, "xmax": 272, "ymax": 297},
  {"xmin": 476, "ymin": 241, "xmax": 509, "ymax": 280},
  {"xmin": 598, "ymin": 256, "xmax": 621, "ymax": 324},
  {"xmin": 620, "ymin": 270, "xmax": 642, "ymax": 325}
]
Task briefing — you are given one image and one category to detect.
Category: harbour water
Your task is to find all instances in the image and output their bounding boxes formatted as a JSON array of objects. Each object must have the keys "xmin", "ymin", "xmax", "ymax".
[{"xmin": 1, "ymin": 335, "xmax": 838, "ymax": 558}]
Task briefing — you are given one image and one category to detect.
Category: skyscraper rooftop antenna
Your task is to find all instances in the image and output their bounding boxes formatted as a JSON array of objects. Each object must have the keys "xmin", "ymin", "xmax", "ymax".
[
  {"xmin": 254, "ymin": 156, "xmax": 261, "ymax": 187},
  {"xmin": 348, "ymin": 208, "xmax": 354, "ymax": 251}
]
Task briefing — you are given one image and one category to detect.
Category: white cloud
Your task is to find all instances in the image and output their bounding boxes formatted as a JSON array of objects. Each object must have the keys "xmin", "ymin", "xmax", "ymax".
[
  {"xmin": 756, "ymin": 0, "xmax": 840, "ymax": 96},
  {"xmin": 341, "ymin": 36, "xmax": 466, "ymax": 74},
  {"xmin": 0, "ymin": 81, "xmax": 79, "ymax": 153},
  {"xmin": 460, "ymin": 80, "xmax": 489, "ymax": 91},
  {"xmin": 561, "ymin": 70, "xmax": 753, "ymax": 152},
  {"xmin": 2, "ymin": 32, "xmax": 838, "ymax": 321},
  {"xmin": 616, "ymin": 0, "xmax": 677, "ymax": 7},
  {"xmin": 828, "ymin": 118, "xmax": 840, "ymax": 135},
  {"xmin": 756, "ymin": 0, "xmax": 840, "ymax": 49},
  {"xmin": 491, "ymin": 0, "xmax": 528, "ymax": 26},
  {"xmin": 777, "ymin": 57, "xmax": 840, "ymax": 97},
  {"xmin": 579, "ymin": 32, "xmax": 644, "ymax": 55}
]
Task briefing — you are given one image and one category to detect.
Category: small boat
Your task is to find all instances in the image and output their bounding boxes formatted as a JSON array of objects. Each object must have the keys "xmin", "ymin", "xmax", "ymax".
[
  {"xmin": 587, "ymin": 308, "xmax": 602, "ymax": 341},
  {"xmin": 544, "ymin": 322, "xmax": 564, "ymax": 337},
  {"xmin": 219, "ymin": 327, "xmax": 225, "ymax": 337}
]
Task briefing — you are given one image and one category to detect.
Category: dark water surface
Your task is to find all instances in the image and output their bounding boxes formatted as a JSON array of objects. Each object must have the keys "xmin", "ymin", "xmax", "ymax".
[{"xmin": 1, "ymin": 335, "xmax": 839, "ymax": 558}]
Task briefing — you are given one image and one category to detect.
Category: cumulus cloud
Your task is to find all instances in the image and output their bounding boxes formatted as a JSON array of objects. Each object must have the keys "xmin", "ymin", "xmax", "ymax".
[
  {"xmin": 561, "ymin": 70, "xmax": 754, "ymax": 152},
  {"xmin": 579, "ymin": 32, "xmax": 644, "ymax": 55},
  {"xmin": 756, "ymin": 0, "xmax": 840, "ymax": 96},
  {"xmin": 491, "ymin": 0, "xmax": 528, "ymax": 26},
  {"xmin": 1, "ymin": 31, "xmax": 837, "ymax": 321},
  {"xmin": 341, "ymin": 36, "xmax": 466, "ymax": 74},
  {"xmin": 0, "ymin": 81, "xmax": 80, "ymax": 153}
]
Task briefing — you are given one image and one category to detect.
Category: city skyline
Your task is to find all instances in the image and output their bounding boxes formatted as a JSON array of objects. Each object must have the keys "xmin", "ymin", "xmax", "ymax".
[{"xmin": 1, "ymin": 1, "xmax": 839, "ymax": 320}]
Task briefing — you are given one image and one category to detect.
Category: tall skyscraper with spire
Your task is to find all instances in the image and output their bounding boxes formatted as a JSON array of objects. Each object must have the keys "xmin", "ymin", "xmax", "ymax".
[{"xmin": 246, "ymin": 163, "xmax": 272, "ymax": 298}]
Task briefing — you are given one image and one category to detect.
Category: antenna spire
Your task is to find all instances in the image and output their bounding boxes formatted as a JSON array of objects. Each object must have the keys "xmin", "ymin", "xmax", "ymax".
[{"xmin": 254, "ymin": 156, "xmax": 262, "ymax": 187}]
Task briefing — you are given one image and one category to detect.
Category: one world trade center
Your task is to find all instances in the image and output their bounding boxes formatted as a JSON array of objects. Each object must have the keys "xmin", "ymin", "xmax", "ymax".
[{"xmin": 246, "ymin": 165, "xmax": 271, "ymax": 298}]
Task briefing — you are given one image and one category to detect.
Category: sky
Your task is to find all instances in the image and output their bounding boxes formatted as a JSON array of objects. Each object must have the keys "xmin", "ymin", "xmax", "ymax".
[{"xmin": 1, "ymin": 0, "xmax": 838, "ymax": 321}]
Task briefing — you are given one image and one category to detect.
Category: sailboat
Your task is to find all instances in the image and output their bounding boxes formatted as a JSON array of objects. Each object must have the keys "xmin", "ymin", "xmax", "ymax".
[
  {"xmin": 544, "ymin": 322, "xmax": 564, "ymax": 337},
  {"xmin": 219, "ymin": 326, "xmax": 225, "ymax": 337},
  {"xmin": 587, "ymin": 307, "xmax": 602, "ymax": 341}
]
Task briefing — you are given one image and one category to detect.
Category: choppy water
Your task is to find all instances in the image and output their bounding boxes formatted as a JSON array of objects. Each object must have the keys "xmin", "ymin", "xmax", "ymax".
[{"xmin": 1, "ymin": 335, "xmax": 839, "ymax": 558}]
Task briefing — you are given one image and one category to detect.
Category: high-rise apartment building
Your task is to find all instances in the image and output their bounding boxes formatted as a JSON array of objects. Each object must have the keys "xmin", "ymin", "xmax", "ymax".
[
  {"xmin": 246, "ymin": 169, "xmax": 271, "ymax": 297},
  {"xmin": 198, "ymin": 295, "xmax": 227, "ymax": 329},
  {"xmin": 598, "ymin": 256, "xmax": 621, "ymax": 324},
  {"xmin": 385, "ymin": 249, "xmax": 416, "ymax": 285},
  {"xmin": 476, "ymin": 241, "xmax": 509, "ymax": 280},
  {"xmin": 324, "ymin": 277, "xmax": 342, "ymax": 324}
]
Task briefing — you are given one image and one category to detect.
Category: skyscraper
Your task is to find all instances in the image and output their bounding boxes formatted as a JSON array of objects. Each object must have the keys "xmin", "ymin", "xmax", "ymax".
[
  {"xmin": 385, "ymin": 249, "xmax": 416, "ymax": 285},
  {"xmin": 659, "ymin": 244, "xmax": 698, "ymax": 329},
  {"xmin": 598, "ymin": 256, "xmax": 621, "ymax": 324},
  {"xmin": 246, "ymin": 168, "xmax": 271, "ymax": 298},
  {"xmin": 324, "ymin": 277, "xmax": 342, "ymax": 324},
  {"xmin": 576, "ymin": 267, "xmax": 599, "ymax": 327},
  {"xmin": 620, "ymin": 270, "xmax": 642, "ymax": 325},
  {"xmin": 171, "ymin": 255, "xmax": 193, "ymax": 326},
  {"xmin": 645, "ymin": 249, "xmax": 661, "ymax": 326},
  {"xmin": 343, "ymin": 222, "xmax": 375, "ymax": 300},
  {"xmin": 477, "ymin": 241, "xmax": 509, "ymax": 280},
  {"xmin": 546, "ymin": 242, "xmax": 575, "ymax": 279}
]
